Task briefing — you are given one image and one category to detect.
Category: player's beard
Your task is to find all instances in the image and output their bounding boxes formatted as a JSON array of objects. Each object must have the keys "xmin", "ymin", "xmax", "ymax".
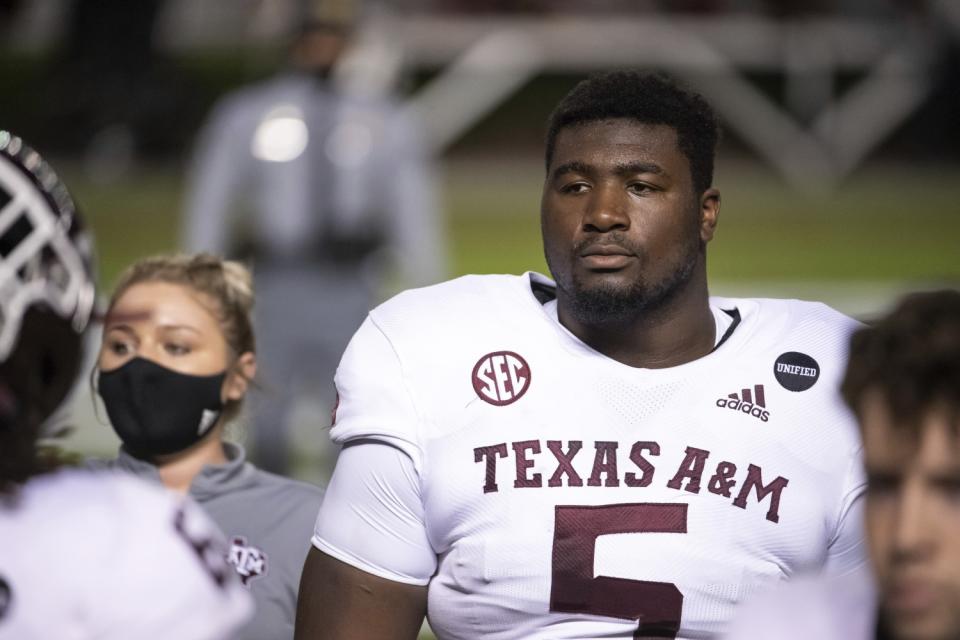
[{"xmin": 560, "ymin": 232, "xmax": 704, "ymax": 328}]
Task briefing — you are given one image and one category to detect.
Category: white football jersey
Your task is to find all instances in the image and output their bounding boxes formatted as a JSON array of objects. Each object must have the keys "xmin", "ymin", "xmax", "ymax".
[
  {"xmin": 319, "ymin": 272, "xmax": 866, "ymax": 639},
  {"xmin": 723, "ymin": 564, "xmax": 877, "ymax": 639},
  {"xmin": 0, "ymin": 469, "xmax": 252, "ymax": 640}
]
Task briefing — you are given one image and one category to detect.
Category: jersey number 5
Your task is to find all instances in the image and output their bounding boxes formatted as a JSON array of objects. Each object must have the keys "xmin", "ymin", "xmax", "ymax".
[{"xmin": 550, "ymin": 503, "xmax": 687, "ymax": 639}]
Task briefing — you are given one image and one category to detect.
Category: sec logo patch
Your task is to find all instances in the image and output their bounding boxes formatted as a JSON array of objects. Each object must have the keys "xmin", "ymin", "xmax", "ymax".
[{"xmin": 472, "ymin": 351, "xmax": 531, "ymax": 406}]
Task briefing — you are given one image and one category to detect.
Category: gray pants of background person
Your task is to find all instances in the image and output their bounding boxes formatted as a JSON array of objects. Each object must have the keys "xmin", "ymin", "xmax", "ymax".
[{"xmin": 250, "ymin": 262, "xmax": 374, "ymax": 479}]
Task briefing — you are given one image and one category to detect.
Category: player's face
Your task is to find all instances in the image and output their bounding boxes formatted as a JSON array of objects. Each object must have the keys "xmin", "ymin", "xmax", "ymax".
[
  {"xmin": 99, "ymin": 281, "xmax": 232, "ymax": 380},
  {"xmin": 862, "ymin": 393, "xmax": 960, "ymax": 640},
  {"xmin": 540, "ymin": 119, "xmax": 718, "ymax": 325}
]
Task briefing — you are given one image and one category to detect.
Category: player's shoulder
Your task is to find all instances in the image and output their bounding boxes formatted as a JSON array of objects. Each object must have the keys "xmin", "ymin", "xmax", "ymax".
[
  {"xmin": 7, "ymin": 469, "xmax": 208, "ymax": 557},
  {"xmin": 717, "ymin": 295, "xmax": 858, "ymax": 328},
  {"xmin": 14, "ymin": 467, "xmax": 173, "ymax": 516},
  {"xmin": 1, "ymin": 471, "xmax": 252, "ymax": 639},
  {"xmin": 762, "ymin": 297, "xmax": 859, "ymax": 328},
  {"xmin": 2, "ymin": 468, "xmax": 190, "ymax": 562},
  {"xmin": 333, "ymin": 273, "xmax": 552, "ymax": 455},
  {"xmin": 716, "ymin": 296, "xmax": 860, "ymax": 351},
  {"xmin": 371, "ymin": 272, "xmax": 546, "ymax": 331}
]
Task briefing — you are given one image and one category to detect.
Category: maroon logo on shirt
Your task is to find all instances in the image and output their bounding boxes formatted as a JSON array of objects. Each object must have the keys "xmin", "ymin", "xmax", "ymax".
[
  {"xmin": 227, "ymin": 536, "xmax": 268, "ymax": 586},
  {"xmin": 716, "ymin": 384, "xmax": 770, "ymax": 422},
  {"xmin": 472, "ymin": 351, "xmax": 531, "ymax": 406}
]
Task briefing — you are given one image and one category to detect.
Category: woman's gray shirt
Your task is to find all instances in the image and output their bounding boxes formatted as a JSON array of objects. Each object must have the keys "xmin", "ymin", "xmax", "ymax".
[{"xmin": 93, "ymin": 443, "xmax": 323, "ymax": 640}]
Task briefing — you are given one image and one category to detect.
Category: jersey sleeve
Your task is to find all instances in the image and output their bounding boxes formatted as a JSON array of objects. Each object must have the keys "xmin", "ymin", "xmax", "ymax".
[
  {"xmin": 331, "ymin": 314, "xmax": 425, "ymax": 471},
  {"xmin": 312, "ymin": 442, "xmax": 437, "ymax": 585},
  {"xmin": 823, "ymin": 443, "xmax": 868, "ymax": 577}
]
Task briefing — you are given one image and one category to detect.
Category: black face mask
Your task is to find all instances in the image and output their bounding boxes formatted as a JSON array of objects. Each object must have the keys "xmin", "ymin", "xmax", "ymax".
[{"xmin": 97, "ymin": 357, "xmax": 227, "ymax": 457}]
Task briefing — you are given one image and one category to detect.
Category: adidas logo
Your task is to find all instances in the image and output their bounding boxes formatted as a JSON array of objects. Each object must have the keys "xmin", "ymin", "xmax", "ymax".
[{"xmin": 716, "ymin": 384, "xmax": 770, "ymax": 422}]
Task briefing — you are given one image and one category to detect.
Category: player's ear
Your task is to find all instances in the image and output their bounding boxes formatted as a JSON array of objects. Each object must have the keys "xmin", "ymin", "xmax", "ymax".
[
  {"xmin": 223, "ymin": 352, "xmax": 256, "ymax": 401},
  {"xmin": 699, "ymin": 188, "xmax": 720, "ymax": 243}
]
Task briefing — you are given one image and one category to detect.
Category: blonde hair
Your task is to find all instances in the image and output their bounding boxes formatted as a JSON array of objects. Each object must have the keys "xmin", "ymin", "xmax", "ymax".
[{"xmin": 106, "ymin": 253, "xmax": 256, "ymax": 422}]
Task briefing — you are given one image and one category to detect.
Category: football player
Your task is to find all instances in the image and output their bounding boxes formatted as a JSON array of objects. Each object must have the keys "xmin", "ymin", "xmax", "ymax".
[
  {"xmin": 0, "ymin": 131, "xmax": 251, "ymax": 639},
  {"xmin": 295, "ymin": 72, "xmax": 865, "ymax": 639},
  {"xmin": 725, "ymin": 289, "xmax": 960, "ymax": 640}
]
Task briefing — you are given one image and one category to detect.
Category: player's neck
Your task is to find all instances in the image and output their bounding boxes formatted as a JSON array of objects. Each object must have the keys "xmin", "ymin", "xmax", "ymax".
[
  {"xmin": 154, "ymin": 425, "xmax": 229, "ymax": 494},
  {"xmin": 557, "ymin": 276, "xmax": 716, "ymax": 369}
]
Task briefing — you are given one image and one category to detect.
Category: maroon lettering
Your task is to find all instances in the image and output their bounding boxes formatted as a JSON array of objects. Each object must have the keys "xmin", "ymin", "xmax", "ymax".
[
  {"xmin": 551, "ymin": 503, "xmax": 687, "ymax": 638},
  {"xmin": 707, "ymin": 462, "xmax": 738, "ymax": 497},
  {"xmin": 513, "ymin": 440, "xmax": 543, "ymax": 488},
  {"xmin": 624, "ymin": 441, "xmax": 660, "ymax": 487},
  {"xmin": 547, "ymin": 440, "xmax": 584, "ymax": 487},
  {"xmin": 732, "ymin": 464, "xmax": 790, "ymax": 523},
  {"xmin": 587, "ymin": 441, "xmax": 620, "ymax": 487},
  {"xmin": 474, "ymin": 443, "xmax": 508, "ymax": 493},
  {"xmin": 493, "ymin": 355, "xmax": 512, "ymax": 400},
  {"xmin": 666, "ymin": 447, "xmax": 711, "ymax": 494}
]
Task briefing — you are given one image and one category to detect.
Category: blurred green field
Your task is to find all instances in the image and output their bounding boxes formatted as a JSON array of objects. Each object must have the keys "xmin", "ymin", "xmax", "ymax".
[{"xmin": 62, "ymin": 155, "xmax": 960, "ymax": 297}]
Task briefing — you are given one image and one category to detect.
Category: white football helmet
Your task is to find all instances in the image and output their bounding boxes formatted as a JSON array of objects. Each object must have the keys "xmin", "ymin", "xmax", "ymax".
[{"xmin": 0, "ymin": 131, "xmax": 95, "ymax": 363}]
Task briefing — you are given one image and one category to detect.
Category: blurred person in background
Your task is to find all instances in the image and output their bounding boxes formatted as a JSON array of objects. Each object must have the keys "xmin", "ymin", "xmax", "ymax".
[
  {"xmin": 295, "ymin": 71, "xmax": 865, "ymax": 640},
  {"xmin": 725, "ymin": 289, "xmax": 960, "ymax": 640},
  {"xmin": 0, "ymin": 132, "xmax": 251, "ymax": 639},
  {"xmin": 91, "ymin": 253, "xmax": 323, "ymax": 640},
  {"xmin": 46, "ymin": 0, "xmax": 184, "ymax": 175},
  {"xmin": 182, "ymin": 2, "xmax": 447, "ymax": 477}
]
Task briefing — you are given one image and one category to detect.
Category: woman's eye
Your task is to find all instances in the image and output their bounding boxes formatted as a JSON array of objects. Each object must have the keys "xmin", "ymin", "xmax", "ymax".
[
  {"xmin": 109, "ymin": 341, "xmax": 131, "ymax": 356},
  {"xmin": 165, "ymin": 343, "xmax": 190, "ymax": 356}
]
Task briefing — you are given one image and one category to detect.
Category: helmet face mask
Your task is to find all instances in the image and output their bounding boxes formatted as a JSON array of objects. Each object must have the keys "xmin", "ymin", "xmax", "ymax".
[
  {"xmin": 0, "ymin": 132, "xmax": 95, "ymax": 365},
  {"xmin": 0, "ymin": 132, "xmax": 95, "ymax": 436}
]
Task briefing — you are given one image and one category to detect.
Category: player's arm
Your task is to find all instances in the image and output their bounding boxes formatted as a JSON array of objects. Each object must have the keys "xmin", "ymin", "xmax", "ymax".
[
  {"xmin": 824, "ymin": 445, "xmax": 868, "ymax": 576},
  {"xmin": 295, "ymin": 548, "xmax": 427, "ymax": 640},
  {"xmin": 296, "ymin": 441, "xmax": 436, "ymax": 640},
  {"xmin": 298, "ymin": 317, "xmax": 435, "ymax": 638}
]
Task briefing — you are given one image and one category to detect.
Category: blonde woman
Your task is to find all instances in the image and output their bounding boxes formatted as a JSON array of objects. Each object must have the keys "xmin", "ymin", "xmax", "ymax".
[{"xmin": 93, "ymin": 254, "xmax": 322, "ymax": 640}]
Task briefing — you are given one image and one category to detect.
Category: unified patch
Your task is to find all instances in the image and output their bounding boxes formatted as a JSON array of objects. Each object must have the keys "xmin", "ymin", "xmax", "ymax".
[{"xmin": 774, "ymin": 352, "xmax": 820, "ymax": 392}]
